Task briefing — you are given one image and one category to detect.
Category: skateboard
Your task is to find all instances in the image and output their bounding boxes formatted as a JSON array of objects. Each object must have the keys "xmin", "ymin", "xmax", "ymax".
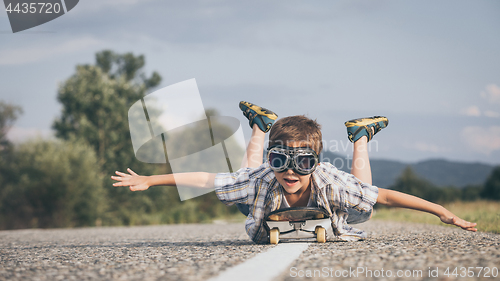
[{"xmin": 264, "ymin": 207, "xmax": 331, "ymax": 244}]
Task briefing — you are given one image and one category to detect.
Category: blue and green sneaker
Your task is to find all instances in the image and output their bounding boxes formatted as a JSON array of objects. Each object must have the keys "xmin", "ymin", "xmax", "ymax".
[
  {"xmin": 239, "ymin": 101, "xmax": 278, "ymax": 133},
  {"xmin": 344, "ymin": 116, "xmax": 388, "ymax": 143}
]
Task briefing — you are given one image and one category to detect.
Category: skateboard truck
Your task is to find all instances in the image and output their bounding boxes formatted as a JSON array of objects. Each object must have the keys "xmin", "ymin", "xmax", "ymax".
[{"xmin": 265, "ymin": 207, "xmax": 330, "ymax": 244}]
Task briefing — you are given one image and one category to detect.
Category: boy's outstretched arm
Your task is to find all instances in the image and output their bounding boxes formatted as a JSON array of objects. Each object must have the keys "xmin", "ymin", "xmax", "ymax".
[
  {"xmin": 376, "ymin": 188, "xmax": 477, "ymax": 232},
  {"xmin": 111, "ymin": 168, "xmax": 216, "ymax": 191}
]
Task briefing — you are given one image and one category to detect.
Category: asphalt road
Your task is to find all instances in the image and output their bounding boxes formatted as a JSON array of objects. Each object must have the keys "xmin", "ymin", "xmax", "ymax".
[{"xmin": 1, "ymin": 221, "xmax": 499, "ymax": 281}]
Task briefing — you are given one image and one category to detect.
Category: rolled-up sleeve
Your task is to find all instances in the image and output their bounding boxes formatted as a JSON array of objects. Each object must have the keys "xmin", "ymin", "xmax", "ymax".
[
  {"xmin": 344, "ymin": 173, "xmax": 379, "ymax": 212},
  {"xmin": 317, "ymin": 162, "xmax": 378, "ymax": 212},
  {"xmin": 214, "ymin": 167, "xmax": 252, "ymax": 206}
]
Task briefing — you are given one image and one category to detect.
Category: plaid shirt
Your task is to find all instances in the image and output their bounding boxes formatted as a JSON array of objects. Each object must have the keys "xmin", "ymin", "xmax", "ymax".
[{"xmin": 214, "ymin": 162, "xmax": 379, "ymax": 244}]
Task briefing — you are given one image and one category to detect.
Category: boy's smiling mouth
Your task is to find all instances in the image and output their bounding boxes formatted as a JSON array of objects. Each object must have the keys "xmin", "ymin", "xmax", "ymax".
[{"xmin": 283, "ymin": 178, "xmax": 299, "ymax": 186}]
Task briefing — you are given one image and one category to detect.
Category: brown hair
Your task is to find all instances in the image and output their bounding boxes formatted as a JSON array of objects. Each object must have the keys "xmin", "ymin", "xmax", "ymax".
[{"xmin": 268, "ymin": 115, "xmax": 323, "ymax": 154}]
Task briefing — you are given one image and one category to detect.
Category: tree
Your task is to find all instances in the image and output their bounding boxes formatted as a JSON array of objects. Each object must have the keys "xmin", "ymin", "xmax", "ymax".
[
  {"xmin": 0, "ymin": 101, "xmax": 22, "ymax": 152},
  {"xmin": 481, "ymin": 166, "xmax": 500, "ymax": 200},
  {"xmin": 461, "ymin": 184, "xmax": 483, "ymax": 201},
  {"xmin": 0, "ymin": 139, "xmax": 105, "ymax": 229},
  {"xmin": 53, "ymin": 50, "xmax": 161, "ymax": 170},
  {"xmin": 389, "ymin": 166, "xmax": 461, "ymax": 203},
  {"xmin": 51, "ymin": 51, "xmax": 244, "ymax": 226},
  {"xmin": 51, "ymin": 50, "xmax": 168, "ymax": 225},
  {"xmin": 390, "ymin": 167, "xmax": 434, "ymax": 198}
]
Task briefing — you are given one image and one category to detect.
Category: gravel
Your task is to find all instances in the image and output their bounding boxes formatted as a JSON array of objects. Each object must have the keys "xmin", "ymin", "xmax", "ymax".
[
  {"xmin": 281, "ymin": 221, "xmax": 500, "ymax": 281},
  {"xmin": 0, "ymin": 223, "xmax": 270, "ymax": 281},
  {"xmin": 1, "ymin": 221, "xmax": 498, "ymax": 281}
]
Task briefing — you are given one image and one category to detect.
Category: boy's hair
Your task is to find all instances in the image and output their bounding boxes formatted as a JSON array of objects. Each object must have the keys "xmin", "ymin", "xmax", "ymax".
[{"xmin": 268, "ymin": 115, "xmax": 323, "ymax": 154}]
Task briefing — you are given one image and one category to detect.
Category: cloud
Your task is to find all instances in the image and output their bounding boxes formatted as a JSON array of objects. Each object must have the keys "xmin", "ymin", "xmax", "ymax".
[
  {"xmin": 484, "ymin": 110, "xmax": 500, "ymax": 118},
  {"xmin": 414, "ymin": 142, "xmax": 441, "ymax": 153},
  {"xmin": 461, "ymin": 126, "xmax": 500, "ymax": 155},
  {"xmin": 403, "ymin": 141, "xmax": 449, "ymax": 153},
  {"xmin": 481, "ymin": 84, "xmax": 500, "ymax": 104},
  {"xmin": 461, "ymin": 84, "xmax": 500, "ymax": 117},
  {"xmin": 0, "ymin": 36, "xmax": 102, "ymax": 65},
  {"xmin": 461, "ymin": 105, "xmax": 481, "ymax": 116}
]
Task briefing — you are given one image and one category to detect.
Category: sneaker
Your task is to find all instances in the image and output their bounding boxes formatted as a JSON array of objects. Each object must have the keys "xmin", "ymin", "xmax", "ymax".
[
  {"xmin": 344, "ymin": 116, "xmax": 388, "ymax": 143},
  {"xmin": 239, "ymin": 101, "xmax": 278, "ymax": 133}
]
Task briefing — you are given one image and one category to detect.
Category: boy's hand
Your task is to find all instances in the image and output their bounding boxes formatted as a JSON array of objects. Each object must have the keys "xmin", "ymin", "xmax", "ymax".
[
  {"xmin": 111, "ymin": 168, "xmax": 150, "ymax": 191},
  {"xmin": 439, "ymin": 211, "xmax": 477, "ymax": 232}
]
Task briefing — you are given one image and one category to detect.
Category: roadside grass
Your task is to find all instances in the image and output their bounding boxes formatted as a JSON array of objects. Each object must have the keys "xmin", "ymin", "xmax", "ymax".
[{"xmin": 373, "ymin": 200, "xmax": 500, "ymax": 234}]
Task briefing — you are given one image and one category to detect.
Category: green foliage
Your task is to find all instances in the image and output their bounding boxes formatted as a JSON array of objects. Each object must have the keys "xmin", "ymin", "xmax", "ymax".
[
  {"xmin": 389, "ymin": 166, "xmax": 477, "ymax": 203},
  {"xmin": 390, "ymin": 166, "xmax": 436, "ymax": 200},
  {"xmin": 0, "ymin": 50, "xmax": 246, "ymax": 230},
  {"xmin": 53, "ymin": 50, "xmax": 161, "ymax": 171},
  {"xmin": 481, "ymin": 166, "xmax": 500, "ymax": 200},
  {"xmin": 461, "ymin": 184, "xmax": 483, "ymax": 201},
  {"xmin": 0, "ymin": 101, "xmax": 23, "ymax": 153},
  {"xmin": 0, "ymin": 139, "xmax": 105, "ymax": 229},
  {"xmin": 374, "ymin": 200, "xmax": 500, "ymax": 234},
  {"xmin": 47, "ymin": 50, "xmax": 243, "ymax": 228},
  {"xmin": 51, "ymin": 50, "xmax": 170, "ymax": 226},
  {"xmin": 95, "ymin": 50, "xmax": 161, "ymax": 86}
]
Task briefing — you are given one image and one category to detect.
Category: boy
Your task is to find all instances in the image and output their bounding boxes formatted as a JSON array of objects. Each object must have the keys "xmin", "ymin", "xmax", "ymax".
[{"xmin": 112, "ymin": 102, "xmax": 477, "ymax": 244}]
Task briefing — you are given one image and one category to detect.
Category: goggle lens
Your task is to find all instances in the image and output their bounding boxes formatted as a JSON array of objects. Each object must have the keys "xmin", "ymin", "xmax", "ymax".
[
  {"xmin": 296, "ymin": 155, "xmax": 316, "ymax": 170},
  {"xmin": 269, "ymin": 152, "xmax": 288, "ymax": 170},
  {"xmin": 267, "ymin": 146, "xmax": 319, "ymax": 175}
]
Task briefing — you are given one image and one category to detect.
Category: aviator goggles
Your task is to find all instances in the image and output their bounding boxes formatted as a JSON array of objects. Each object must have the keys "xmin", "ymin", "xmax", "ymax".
[{"xmin": 267, "ymin": 145, "xmax": 319, "ymax": 175}]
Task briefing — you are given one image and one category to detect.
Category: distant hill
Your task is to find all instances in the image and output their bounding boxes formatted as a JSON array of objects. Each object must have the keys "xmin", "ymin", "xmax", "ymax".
[{"xmin": 320, "ymin": 151, "xmax": 495, "ymax": 188}]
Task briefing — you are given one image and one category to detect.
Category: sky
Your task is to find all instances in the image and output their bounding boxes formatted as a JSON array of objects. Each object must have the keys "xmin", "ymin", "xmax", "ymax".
[{"xmin": 1, "ymin": 0, "xmax": 499, "ymax": 165}]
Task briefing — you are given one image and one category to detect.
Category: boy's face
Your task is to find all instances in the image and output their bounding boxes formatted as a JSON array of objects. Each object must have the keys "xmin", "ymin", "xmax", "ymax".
[
  {"xmin": 271, "ymin": 141, "xmax": 314, "ymax": 195},
  {"xmin": 274, "ymin": 168, "xmax": 311, "ymax": 195}
]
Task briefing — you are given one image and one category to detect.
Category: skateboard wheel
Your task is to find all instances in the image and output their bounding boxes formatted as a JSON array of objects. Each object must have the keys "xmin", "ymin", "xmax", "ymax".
[
  {"xmin": 269, "ymin": 228, "xmax": 280, "ymax": 244},
  {"xmin": 314, "ymin": 225, "xmax": 321, "ymax": 234},
  {"xmin": 316, "ymin": 227, "xmax": 326, "ymax": 243}
]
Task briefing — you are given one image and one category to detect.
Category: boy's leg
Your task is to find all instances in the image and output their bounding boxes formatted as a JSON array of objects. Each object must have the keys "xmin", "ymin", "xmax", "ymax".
[
  {"xmin": 241, "ymin": 124, "xmax": 266, "ymax": 168},
  {"xmin": 345, "ymin": 116, "xmax": 388, "ymax": 185},
  {"xmin": 352, "ymin": 136, "xmax": 372, "ymax": 185},
  {"xmin": 236, "ymin": 101, "xmax": 278, "ymax": 217},
  {"xmin": 239, "ymin": 101, "xmax": 278, "ymax": 169}
]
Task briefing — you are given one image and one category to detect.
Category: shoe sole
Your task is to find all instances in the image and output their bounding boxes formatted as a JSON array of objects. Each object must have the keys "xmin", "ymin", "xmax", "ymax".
[
  {"xmin": 345, "ymin": 116, "xmax": 388, "ymax": 128},
  {"xmin": 240, "ymin": 101, "xmax": 278, "ymax": 120}
]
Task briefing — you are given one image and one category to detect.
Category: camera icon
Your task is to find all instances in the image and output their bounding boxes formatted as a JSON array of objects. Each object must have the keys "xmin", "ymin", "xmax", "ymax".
[{"xmin": 128, "ymin": 79, "xmax": 246, "ymax": 200}]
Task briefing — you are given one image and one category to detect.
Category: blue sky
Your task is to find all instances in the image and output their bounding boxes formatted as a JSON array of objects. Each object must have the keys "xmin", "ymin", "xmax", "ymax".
[{"xmin": 1, "ymin": 0, "xmax": 499, "ymax": 164}]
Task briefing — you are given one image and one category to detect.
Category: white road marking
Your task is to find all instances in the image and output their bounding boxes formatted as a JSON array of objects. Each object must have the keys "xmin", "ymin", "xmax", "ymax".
[{"xmin": 208, "ymin": 243, "xmax": 309, "ymax": 281}]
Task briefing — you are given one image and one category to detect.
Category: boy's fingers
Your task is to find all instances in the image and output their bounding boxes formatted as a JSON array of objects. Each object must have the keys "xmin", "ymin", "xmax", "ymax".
[
  {"xmin": 115, "ymin": 171, "xmax": 129, "ymax": 177},
  {"xmin": 454, "ymin": 218, "xmax": 478, "ymax": 231},
  {"xmin": 114, "ymin": 181, "xmax": 133, "ymax": 187},
  {"xmin": 111, "ymin": 176, "xmax": 127, "ymax": 182},
  {"xmin": 463, "ymin": 226, "xmax": 477, "ymax": 231},
  {"xmin": 127, "ymin": 168, "xmax": 138, "ymax": 176}
]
